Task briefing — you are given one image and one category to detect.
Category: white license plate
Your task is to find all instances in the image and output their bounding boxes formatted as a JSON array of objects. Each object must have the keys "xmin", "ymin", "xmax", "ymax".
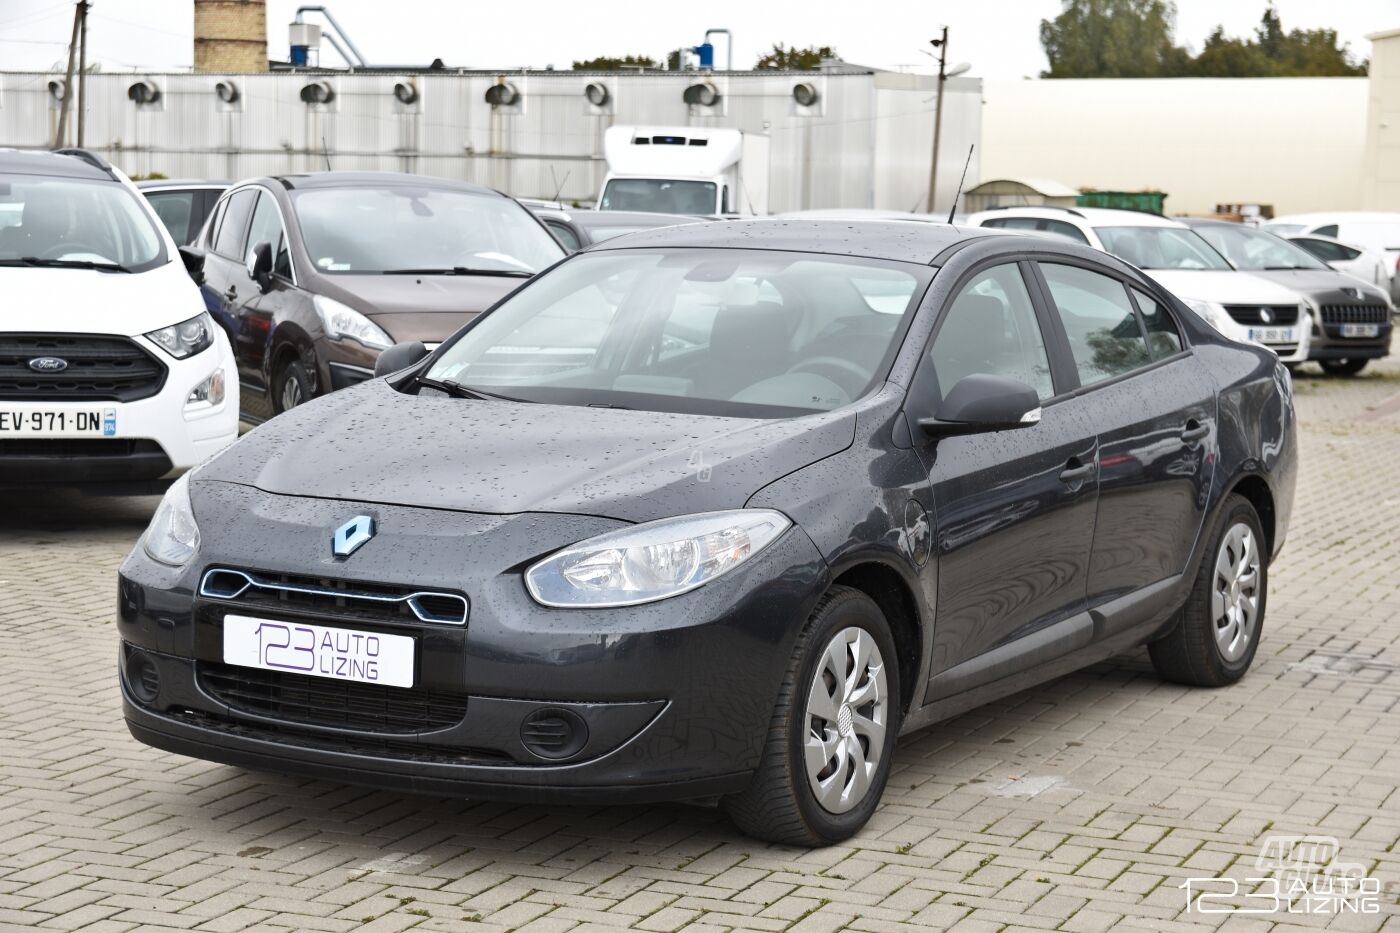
[
  {"xmin": 1248, "ymin": 326, "xmax": 1297, "ymax": 344},
  {"xmin": 0, "ymin": 405, "xmax": 117, "ymax": 437},
  {"xmin": 1340, "ymin": 323, "xmax": 1380, "ymax": 338},
  {"xmin": 222, "ymin": 614, "xmax": 415, "ymax": 688}
]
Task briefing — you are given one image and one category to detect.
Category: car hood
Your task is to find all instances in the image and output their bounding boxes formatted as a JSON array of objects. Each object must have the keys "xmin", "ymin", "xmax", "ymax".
[
  {"xmin": 0, "ymin": 259, "xmax": 204, "ymax": 335},
  {"xmin": 198, "ymin": 377, "xmax": 857, "ymax": 523},
  {"xmin": 317, "ymin": 273, "xmax": 530, "ymax": 342},
  {"xmin": 1144, "ymin": 270, "xmax": 1304, "ymax": 305},
  {"xmin": 1236, "ymin": 269, "xmax": 1390, "ymax": 305}
]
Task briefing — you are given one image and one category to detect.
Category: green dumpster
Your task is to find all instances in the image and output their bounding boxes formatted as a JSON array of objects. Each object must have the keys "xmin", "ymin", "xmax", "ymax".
[{"xmin": 1075, "ymin": 191, "xmax": 1167, "ymax": 215}]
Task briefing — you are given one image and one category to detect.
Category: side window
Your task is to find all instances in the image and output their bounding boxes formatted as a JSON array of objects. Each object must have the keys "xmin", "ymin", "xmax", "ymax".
[
  {"xmin": 245, "ymin": 191, "xmax": 292, "ymax": 279},
  {"xmin": 1040, "ymin": 219, "xmax": 1091, "ymax": 245},
  {"xmin": 1131, "ymin": 288, "xmax": 1182, "ymax": 359},
  {"xmin": 204, "ymin": 195, "xmax": 228, "ymax": 248},
  {"xmin": 212, "ymin": 188, "xmax": 256, "ymax": 259},
  {"xmin": 979, "ymin": 218, "xmax": 1008, "ymax": 228},
  {"xmin": 145, "ymin": 191, "xmax": 195, "ymax": 244},
  {"xmin": 1337, "ymin": 243, "xmax": 1362, "ymax": 261},
  {"xmin": 545, "ymin": 221, "xmax": 581, "ymax": 252},
  {"xmin": 1313, "ymin": 224, "xmax": 1339, "ymax": 238},
  {"xmin": 721, "ymin": 185, "xmax": 730, "ymax": 214},
  {"xmin": 1040, "ymin": 263, "xmax": 1150, "ymax": 386},
  {"xmin": 930, "ymin": 263, "xmax": 1054, "ymax": 400}
]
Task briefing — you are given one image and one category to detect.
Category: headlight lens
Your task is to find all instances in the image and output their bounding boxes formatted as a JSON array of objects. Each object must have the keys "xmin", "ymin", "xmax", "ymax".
[
  {"xmin": 1181, "ymin": 298, "xmax": 1232, "ymax": 334},
  {"xmin": 525, "ymin": 509, "xmax": 791, "ymax": 608},
  {"xmin": 142, "ymin": 472, "xmax": 200, "ymax": 567},
  {"xmin": 314, "ymin": 295, "xmax": 392, "ymax": 349},
  {"xmin": 146, "ymin": 312, "xmax": 215, "ymax": 359}
]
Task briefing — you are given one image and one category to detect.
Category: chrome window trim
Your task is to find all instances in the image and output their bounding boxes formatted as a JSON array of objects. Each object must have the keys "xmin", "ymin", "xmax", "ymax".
[{"xmin": 199, "ymin": 568, "xmax": 468, "ymax": 626}]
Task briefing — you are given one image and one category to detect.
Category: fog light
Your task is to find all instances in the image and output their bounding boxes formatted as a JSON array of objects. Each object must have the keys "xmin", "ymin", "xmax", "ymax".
[
  {"xmin": 187, "ymin": 369, "xmax": 225, "ymax": 407},
  {"xmin": 125, "ymin": 647, "xmax": 160, "ymax": 704},
  {"xmin": 520, "ymin": 708, "xmax": 588, "ymax": 760}
]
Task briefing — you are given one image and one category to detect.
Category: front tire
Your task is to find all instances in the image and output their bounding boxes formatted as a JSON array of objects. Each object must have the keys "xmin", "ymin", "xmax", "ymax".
[
  {"xmin": 1149, "ymin": 494, "xmax": 1266, "ymax": 687},
  {"xmin": 723, "ymin": 586, "xmax": 900, "ymax": 846},
  {"xmin": 1320, "ymin": 358, "xmax": 1367, "ymax": 376},
  {"xmin": 274, "ymin": 358, "xmax": 313, "ymax": 414}
]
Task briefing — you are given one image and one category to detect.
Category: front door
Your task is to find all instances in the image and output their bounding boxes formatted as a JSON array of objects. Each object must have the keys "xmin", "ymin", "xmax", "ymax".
[{"xmin": 913, "ymin": 262, "xmax": 1100, "ymax": 700}]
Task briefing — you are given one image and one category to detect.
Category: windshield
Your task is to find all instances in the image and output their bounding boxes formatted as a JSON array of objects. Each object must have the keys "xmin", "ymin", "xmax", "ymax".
[
  {"xmin": 1094, "ymin": 226, "xmax": 1232, "ymax": 271},
  {"xmin": 424, "ymin": 248, "xmax": 930, "ymax": 418},
  {"xmin": 600, "ymin": 179, "xmax": 717, "ymax": 214},
  {"xmin": 292, "ymin": 185, "xmax": 563, "ymax": 274},
  {"xmin": 0, "ymin": 173, "xmax": 165, "ymax": 271},
  {"xmin": 1193, "ymin": 224, "xmax": 1327, "ymax": 271}
]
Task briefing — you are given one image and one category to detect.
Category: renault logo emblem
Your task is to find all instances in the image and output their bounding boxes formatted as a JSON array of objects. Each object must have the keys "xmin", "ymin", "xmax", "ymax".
[
  {"xmin": 332, "ymin": 515, "xmax": 375, "ymax": 558},
  {"xmin": 28, "ymin": 357, "xmax": 68, "ymax": 372}
]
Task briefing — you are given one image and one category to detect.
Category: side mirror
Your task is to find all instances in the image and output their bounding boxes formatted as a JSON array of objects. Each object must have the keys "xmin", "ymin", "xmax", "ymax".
[
  {"xmin": 918, "ymin": 373, "xmax": 1042, "ymax": 436},
  {"xmin": 177, "ymin": 245, "xmax": 206, "ymax": 285},
  {"xmin": 246, "ymin": 241, "xmax": 273, "ymax": 292},
  {"xmin": 374, "ymin": 340, "xmax": 429, "ymax": 378}
]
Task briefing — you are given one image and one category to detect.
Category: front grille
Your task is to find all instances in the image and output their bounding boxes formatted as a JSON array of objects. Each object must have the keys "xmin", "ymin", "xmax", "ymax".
[
  {"xmin": 1320, "ymin": 303, "xmax": 1389, "ymax": 326},
  {"xmin": 200, "ymin": 568, "xmax": 469, "ymax": 626},
  {"xmin": 198, "ymin": 662, "xmax": 468, "ymax": 734},
  {"xmin": 0, "ymin": 334, "xmax": 166, "ymax": 402},
  {"xmin": 1223, "ymin": 305, "xmax": 1300, "ymax": 326},
  {"xmin": 0, "ymin": 438, "xmax": 163, "ymax": 458}
]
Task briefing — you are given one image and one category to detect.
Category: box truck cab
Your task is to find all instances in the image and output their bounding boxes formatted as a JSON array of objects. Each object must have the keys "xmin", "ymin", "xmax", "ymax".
[{"xmin": 597, "ymin": 125, "xmax": 769, "ymax": 217}]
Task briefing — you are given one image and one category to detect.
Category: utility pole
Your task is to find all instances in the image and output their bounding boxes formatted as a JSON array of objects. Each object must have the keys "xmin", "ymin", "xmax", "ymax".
[
  {"xmin": 924, "ymin": 26, "xmax": 948, "ymax": 215},
  {"xmin": 54, "ymin": 1, "xmax": 82, "ymax": 147},
  {"xmin": 76, "ymin": 1, "xmax": 89, "ymax": 146}
]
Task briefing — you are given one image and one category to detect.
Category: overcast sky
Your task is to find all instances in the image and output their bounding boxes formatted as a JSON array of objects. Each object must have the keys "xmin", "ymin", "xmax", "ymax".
[{"xmin": 0, "ymin": 0, "xmax": 1394, "ymax": 76}]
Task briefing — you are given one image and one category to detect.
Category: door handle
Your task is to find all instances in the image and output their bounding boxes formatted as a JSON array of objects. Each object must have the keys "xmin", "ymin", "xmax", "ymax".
[
  {"xmin": 1181, "ymin": 420, "xmax": 1209, "ymax": 443},
  {"xmin": 1059, "ymin": 458, "xmax": 1095, "ymax": 484},
  {"xmin": 223, "ymin": 285, "xmax": 237, "ymax": 301}
]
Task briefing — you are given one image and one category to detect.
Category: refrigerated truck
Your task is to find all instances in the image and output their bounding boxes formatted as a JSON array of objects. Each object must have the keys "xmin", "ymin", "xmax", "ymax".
[{"xmin": 597, "ymin": 125, "xmax": 770, "ymax": 217}]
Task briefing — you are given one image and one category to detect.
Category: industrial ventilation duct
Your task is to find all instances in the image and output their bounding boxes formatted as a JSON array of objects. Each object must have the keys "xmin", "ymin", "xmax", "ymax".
[
  {"xmin": 300, "ymin": 80, "xmax": 335, "ymax": 104},
  {"xmin": 683, "ymin": 82, "xmax": 720, "ymax": 107},
  {"xmin": 127, "ymin": 80, "xmax": 161, "ymax": 105},
  {"xmin": 484, "ymin": 82, "xmax": 519, "ymax": 107}
]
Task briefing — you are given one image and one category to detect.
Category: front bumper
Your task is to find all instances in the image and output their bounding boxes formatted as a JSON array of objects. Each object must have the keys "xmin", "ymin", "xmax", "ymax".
[{"xmin": 118, "ymin": 481, "xmax": 827, "ymax": 801}]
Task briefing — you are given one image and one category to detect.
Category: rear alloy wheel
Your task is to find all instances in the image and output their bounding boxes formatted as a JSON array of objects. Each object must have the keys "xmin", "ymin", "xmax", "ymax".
[
  {"xmin": 1320, "ymin": 358, "xmax": 1367, "ymax": 376},
  {"xmin": 723, "ymin": 586, "xmax": 900, "ymax": 846},
  {"xmin": 1149, "ymin": 494, "xmax": 1266, "ymax": 686},
  {"xmin": 275, "ymin": 359, "xmax": 313, "ymax": 413}
]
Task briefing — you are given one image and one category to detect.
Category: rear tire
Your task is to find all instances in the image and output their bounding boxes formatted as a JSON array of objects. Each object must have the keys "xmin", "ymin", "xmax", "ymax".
[
  {"xmin": 274, "ymin": 358, "xmax": 313, "ymax": 414},
  {"xmin": 723, "ymin": 586, "xmax": 900, "ymax": 846},
  {"xmin": 1149, "ymin": 494, "xmax": 1266, "ymax": 687},
  {"xmin": 1320, "ymin": 358, "xmax": 1367, "ymax": 376}
]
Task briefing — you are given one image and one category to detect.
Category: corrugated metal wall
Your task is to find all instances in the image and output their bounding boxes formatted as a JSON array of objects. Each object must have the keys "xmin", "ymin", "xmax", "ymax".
[{"xmin": 0, "ymin": 70, "xmax": 982, "ymax": 213}]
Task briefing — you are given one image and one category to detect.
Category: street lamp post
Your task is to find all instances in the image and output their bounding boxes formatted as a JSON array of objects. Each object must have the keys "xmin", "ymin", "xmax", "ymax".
[{"xmin": 925, "ymin": 27, "xmax": 948, "ymax": 215}]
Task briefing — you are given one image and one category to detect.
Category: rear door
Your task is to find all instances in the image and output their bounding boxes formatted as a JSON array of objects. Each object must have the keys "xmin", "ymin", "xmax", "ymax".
[{"xmin": 1031, "ymin": 261, "xmax": 1216, "ymax": 626}]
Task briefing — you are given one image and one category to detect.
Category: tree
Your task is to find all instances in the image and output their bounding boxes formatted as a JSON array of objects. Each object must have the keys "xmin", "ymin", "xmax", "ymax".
[
  {"xmin": 754, "ymin": 44, "xmax": 837, "ymax": 71},
  {"xmin": 571, "ymin": 55, "xmax": 656, "ymax": 71},
  {"xmin": 1039, "ymin": 0, "xmax": 1190, "ymax": 78},
  {"xmin": 1193, "ymin": 7, "xmax": 1366, "ymax": 76}
]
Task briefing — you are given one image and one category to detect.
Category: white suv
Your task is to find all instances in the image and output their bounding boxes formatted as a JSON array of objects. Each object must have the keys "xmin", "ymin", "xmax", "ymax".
[
  {"xmin": 0, "ymin": 149, "xmax": 238, "ymax": 491},
  {"xmin": 968, "ymin": 207, "xmax": 1312, "ymax": 363}
]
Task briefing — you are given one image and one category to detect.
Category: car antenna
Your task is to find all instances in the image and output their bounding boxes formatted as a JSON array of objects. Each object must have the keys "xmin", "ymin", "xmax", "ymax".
[
  {"xmin": 321, "ymin": 134, "xmax": 332, "ymax": 171},
  {"xmin": 549, "ymin": 166, "xmax": 570, "ymax": 205},
  {"xmin": 946, "ymin": 144, "xmax": 973, "ymax": 225}
]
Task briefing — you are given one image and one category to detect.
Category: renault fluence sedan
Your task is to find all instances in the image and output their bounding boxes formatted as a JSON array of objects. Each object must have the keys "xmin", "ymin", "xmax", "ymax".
[{"xmin": 119, "ymin": 221, "xmax": 1295, "ymax": 845}]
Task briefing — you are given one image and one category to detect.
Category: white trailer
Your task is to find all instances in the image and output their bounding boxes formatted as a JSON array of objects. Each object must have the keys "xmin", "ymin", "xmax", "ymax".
[{"xmin": 597, "ymin": 125, "xmax": 770, "ymax": 216}]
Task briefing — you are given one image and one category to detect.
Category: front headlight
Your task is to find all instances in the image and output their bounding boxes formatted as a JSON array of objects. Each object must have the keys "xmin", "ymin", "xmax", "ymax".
[
  {"xmin": 1181, "ymin": 298, "xmax": 1232, "ymax": 334},
  {"xmin": 314, "ymin": 295, "xmax": 392, "ymax": 349},
  {"xmin": 142, "ymin": 472, "xmax": 200, "ymax": 567},
  {"xmin": 525, "ymin": 509, "xmax": 792, "ymax": 608},
  {"xmin": 146, "ymin": 312, "xmax": 215, "ymax": 359}
]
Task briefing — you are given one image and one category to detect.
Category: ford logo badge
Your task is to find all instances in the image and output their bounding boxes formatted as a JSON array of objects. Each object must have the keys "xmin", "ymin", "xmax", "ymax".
[{"xmin": 27, "ymin": 357, "xmax": 68, "ymax": 373}]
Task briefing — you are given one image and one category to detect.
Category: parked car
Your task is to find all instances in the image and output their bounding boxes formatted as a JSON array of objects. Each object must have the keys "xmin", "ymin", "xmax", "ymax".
[
  {"xmin": 120, "ymin": 220, "xmax": 1295, "ymax": 846},
  {"xmin": 137, "ymin": 179, "xmax": 228, "ymax": 246},
  {"xmin": 0, "ymin": 149, "xmax": 238, "ymax": 491},
  {"xmin": 1184, "ymin": 219, "xmax": 1392, "ymax": 376},
  {"xmin": 1265, "ymin": 212, "xmax": 1400, "ymax": 302},
  {"xmin": 530, "ymin": 207, "xmax": 704, "ymax": 253},
  {"xmin": 969, "ymin": 207, "xmax": 1312, "ymax": 364},
  {"xmin": 1286, "ymin": 232, "xmax": 1393, "ymax": 292},
  {"xmin": 191, "ymin": 172, "xmax": 564, "ymax": 423}
]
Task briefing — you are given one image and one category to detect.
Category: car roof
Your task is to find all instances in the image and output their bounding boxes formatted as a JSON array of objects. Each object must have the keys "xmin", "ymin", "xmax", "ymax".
[
  {"xmin": 573, "ymin": 210, "xmax": 704, "ymax": 227},
  {"xmin": 136, "ymin": 178, "xmax": 230, "ymax": 189},
  {"xmin": 0, "ymin": 148, "xmax": 114, "ymax": 181},
  {"xmin": 269, "ymin": 170, "xmax": 503, "ymax": 197},
  {"xmin": 1271, "ymin": 211, "xmax": 1400, "ymax": 224},
  {"xmin": 976, "ymin": 206, "xmax": 1185, "ymax": 228},
  {"xmin": 589, "ymin": 218, "xmax": 1008, "ymax": 264}
]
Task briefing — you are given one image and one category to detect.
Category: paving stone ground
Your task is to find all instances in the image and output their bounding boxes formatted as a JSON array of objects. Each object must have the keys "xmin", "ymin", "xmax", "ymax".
[{"xmin": 2, "ymin": 361, "xmax": 1399, "ymax": 932}]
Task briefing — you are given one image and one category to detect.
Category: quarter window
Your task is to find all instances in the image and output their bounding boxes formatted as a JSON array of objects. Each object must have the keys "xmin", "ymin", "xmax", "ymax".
[
  {"xmin": 930, "ymin": 263, "xmax": 1054, "ymax": 400},
  {"xmin": 1131, "ymin": 288, "xmax": 1182, "ymax": 359},
  {"xmin": 212, "ymin": 189, "xmax": 256, "ymax": 259},
  {"xmin": 1040, "ymin": 263, "xmax": 1150, "ymax": 385}
]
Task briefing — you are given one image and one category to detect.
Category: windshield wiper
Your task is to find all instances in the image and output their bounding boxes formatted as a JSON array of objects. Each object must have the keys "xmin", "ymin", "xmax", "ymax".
[
  {"xmin": 1260, "ymin": 265, "xmax": 1306, "ymax": 271},
  {"xmin": 416, "ymin": 375, "xmax": 533, "ymax": 403},
  {"xmin": 382, "ymin": 266, "xmax": 532, "ymax": 278},
  {"xmin": 1, "ymin": 257, "xmax": 132, "ymax": 272}
]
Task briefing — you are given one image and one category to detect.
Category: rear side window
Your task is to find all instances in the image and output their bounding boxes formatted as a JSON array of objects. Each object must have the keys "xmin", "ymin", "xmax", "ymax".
[
  {"xmin": 1312, "ymin": 224, "xmax": 1339, "ymax": 238},
  {"xmin": 1039, "ymin": 263, "xmax": 1150, "ymax": 386},
  {"xmin": 1131, "ymin": 289, "xmax": 1182, "ymax": 358},
  {"xmin": 545, "ymin": 220, "xmax": 581, "ymax": 252},
  {"xmin": 212, "ymin": 189, "xmax": 256, "ymax": 259},
  {"xmin": 1293, "ymin": 237, "xmax": 1346, "ymax": 262}
]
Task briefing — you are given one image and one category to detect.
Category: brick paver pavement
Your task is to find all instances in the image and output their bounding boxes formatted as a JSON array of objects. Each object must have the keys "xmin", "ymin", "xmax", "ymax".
[{"xmin": 2, "ymin": 362, "xmax": 1399, "ymax": 932}]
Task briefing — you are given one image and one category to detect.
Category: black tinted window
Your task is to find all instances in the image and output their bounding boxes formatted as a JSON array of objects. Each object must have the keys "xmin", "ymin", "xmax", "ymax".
[
  {"xmin": 145, "ymin": 191, "xmax": 195, "ymax": 244},
  {"xmin": 212, "ymin": 189, "xmax": 256, "ymax": 258},
  {"xmin": 1040, "ymin": 263, "xmax": 1150, "ymax": 385},
  {"xmin": 1131, "ymin": 289, "xmax": 1182, "ymax": 359}
]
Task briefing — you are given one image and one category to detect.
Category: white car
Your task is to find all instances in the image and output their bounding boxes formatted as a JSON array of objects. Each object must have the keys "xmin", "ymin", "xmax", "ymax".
[
  {"xmin": 1266, "ymin": 212, "xmax": 1400, "ymax": 303},
  {"xmin": 1284, "ymin": 232, "xmax": 1393, "ymax": 293},
  {"xmin": 968, "ymin": 207, "xmax": 1312, "ymax": 363},
  {"xmin": 0, "ymin": 148, "xmax": 238, "ymax": 491}
]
